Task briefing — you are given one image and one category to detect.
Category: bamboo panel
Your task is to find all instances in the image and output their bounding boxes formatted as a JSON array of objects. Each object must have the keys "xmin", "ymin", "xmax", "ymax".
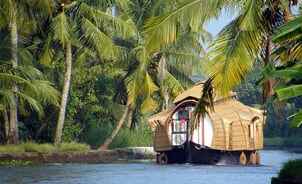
[
  {"xmin": 154, "ymin": 125, "xmax": 172, "ymax": 151},
  {"xmin": 255, "ymin": 123, "xmax": 263, "ymax": 149},
  {"xmin": 213, "ymin": 137, "xmax": 229, "ymax": 141}
]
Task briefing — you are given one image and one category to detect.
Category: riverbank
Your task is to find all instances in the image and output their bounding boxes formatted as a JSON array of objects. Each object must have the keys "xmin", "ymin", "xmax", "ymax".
[
  {"xmin": 0, "ymin": 147, "xmax": 155, "ymax": 165},
  {"xmin": 1, "ymin": 137, "xmax": 301, "ymax": 165},
  {"xmin": 264, "ymin": 137, "xmax": 302, "ymax": 153}
]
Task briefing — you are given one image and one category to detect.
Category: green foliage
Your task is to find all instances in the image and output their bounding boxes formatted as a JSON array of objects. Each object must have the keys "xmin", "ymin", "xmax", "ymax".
[
  {"xmin": 291, "ymin": 110, "xmax": 302, "ymax": 128},
  {"xmin": 278, "ymin": 159, "xmax": 302, "ymax": 179},
  {"xmin": 272, "ymin": 14, "xmax": 302, "ymax": 128},
  {"xmin": 82, "ymin": 121, "xmax": 114, "ymax": 148},
  {"xmin": 62, "ymin": 121, "xmax": 82, "ymax": 143},
  {"xmin": 109, "ymin": 125, "xmax": 153, "ymax": 149}
]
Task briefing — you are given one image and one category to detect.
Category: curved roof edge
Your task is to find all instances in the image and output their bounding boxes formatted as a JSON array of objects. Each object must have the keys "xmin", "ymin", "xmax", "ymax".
[{"xmin": 173, "ymin": 83, "xmax": 236, "ymax": 104}]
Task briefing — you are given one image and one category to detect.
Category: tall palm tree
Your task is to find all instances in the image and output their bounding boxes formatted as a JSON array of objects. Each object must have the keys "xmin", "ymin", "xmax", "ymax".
[
  {"xmin": 42, "ymin": 0, "xmax": 135, "ymax": 145},
  {"xmin": 0, "ymin": 0, "xmax": 54, "ymax": 144}
]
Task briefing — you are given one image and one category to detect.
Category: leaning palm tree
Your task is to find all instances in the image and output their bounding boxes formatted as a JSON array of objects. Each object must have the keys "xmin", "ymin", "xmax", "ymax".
[
  {"xmin": 0, "ymin": 0, "xmax": 55, "ymax": 143},
  {"xmin": 99, "ymin": 0, "xmax": 210, "ymax": 150},
  {"xmin": 41, "ymin": 0, "xmax": 135, "ymax": 145}
]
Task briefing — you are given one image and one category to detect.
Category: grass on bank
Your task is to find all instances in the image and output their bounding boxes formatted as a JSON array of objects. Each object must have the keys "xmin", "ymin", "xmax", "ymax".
[{"xmin": 0, "ymin": 142, "xmax": 90, "ymax": 154}]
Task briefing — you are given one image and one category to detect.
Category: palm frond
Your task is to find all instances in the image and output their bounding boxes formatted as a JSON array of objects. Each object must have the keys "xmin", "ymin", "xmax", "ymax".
[
  {"xmin": 29, "ymin": 80, "xmax": 60, "ymax": 106},
  {"xmin": 162, "ymin": 71, "xmax": 184, "ymax": 99},
  {"xmin": 191, "ymin": 77, "xmax": 215, "ymax": 132},
  {"xmin": 15, "ymin": 91, "xmax": 44, "ymax": 117},
  {"xmin": 143, "ymin": 0, "xmax": 237, "ymax": 52},
  {"xmin": 208, "ymin": 0, "xmax": 265, "ymax": 95},
  {"xmin": 79, "ymin": 3, "xmax": 136, "ymax": 38},
  {"xmin": 290, "ymin": 110, "xmax": 302, "ymax": 128},
  {"xmin": 273, "ymin": 15, "xmax": 302, "ymax": 61},
  {"xmin": 167, "ymin": 64, "xmax": 195, "ymax": 87},
  {"xmin": 39, "ymin": 35, "xmax": 54, "ymax": 67},
  {"xmin": 0, "ymin": 90, "xmax": 16, "ymax": 109},
  {"xmin": 273, "ymin": 16, "xmax": 302, "ymax": 43},
  {"xmin": 51, "ymin": 12, "xmax": 71, "ymax": 47},
  {"xmin": 80, "ymin": 17, "xmax": 119, "ymax": 60},
  {"xmin": 276, "ymin": 84, "xmax": 302, "ymax": 100},
  {"xmin": 126, "ymin": 46, "xmax": 159, "ymax": 112}
]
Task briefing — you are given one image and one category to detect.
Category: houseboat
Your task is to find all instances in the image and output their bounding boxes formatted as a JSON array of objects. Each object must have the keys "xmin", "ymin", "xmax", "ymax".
[{"xmin": 148, "ymin": 82, "xmax": 265, "ymax": 165}]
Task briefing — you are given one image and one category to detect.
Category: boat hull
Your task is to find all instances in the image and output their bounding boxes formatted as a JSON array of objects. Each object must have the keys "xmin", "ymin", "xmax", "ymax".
[{"xmin": 156, "ymin": 142, "xmax": 258, "ymax": 165}]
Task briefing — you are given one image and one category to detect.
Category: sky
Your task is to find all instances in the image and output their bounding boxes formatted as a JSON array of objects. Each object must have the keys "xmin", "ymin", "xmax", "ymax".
[
  {"xmin": 205, "ymin": 10, "xmax": 237, "ymax": 36},
  {"xmin": 205, "ymin": 6, "xmax": 301, "ymax": 36}
]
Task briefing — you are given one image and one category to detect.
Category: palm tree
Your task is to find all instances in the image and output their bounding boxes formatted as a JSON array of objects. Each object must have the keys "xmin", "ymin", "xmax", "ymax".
[
  {"xmin": 267, "ymin": 14, "xmax": 302, "ymax": 128},
  {"xmin": 0, "ymin": 62, "xmax": 60, "ymax": 143},
  {"xmin": 99, "ymin": 0, "xmax": 210, "ymax": 150},
  {"xmin": 144, "ymin": 0, "xmax": 297, "ymax": 97},
  {"xmin": 0, "ymin": 0, "xmax": 54, "ymax": 143},
  {"xmin": 42, "ymin": 0, "xmax": 135, "ymax": 145}
]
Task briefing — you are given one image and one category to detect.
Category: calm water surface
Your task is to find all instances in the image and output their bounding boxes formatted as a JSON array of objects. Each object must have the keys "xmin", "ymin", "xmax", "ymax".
[{"xmin": 0, "ymin": 150, "xmax": 301, "ymax": 184}]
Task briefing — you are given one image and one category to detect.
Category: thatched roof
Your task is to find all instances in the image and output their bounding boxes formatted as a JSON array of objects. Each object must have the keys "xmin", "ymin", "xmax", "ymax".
[
  {"xmin": 148, "ymin": 82, "xmax": 264, "ymax": 128},
  {"xmin": 173, "ymin": 83, "xmax": 204, "ymax": 104},
  {"xmin": 209, "ymin": 99, "xmax": 264, "ymax": 123},
  {"xmin": 173, "ymin": 82, "xmax": 236, "ymax": 104}
]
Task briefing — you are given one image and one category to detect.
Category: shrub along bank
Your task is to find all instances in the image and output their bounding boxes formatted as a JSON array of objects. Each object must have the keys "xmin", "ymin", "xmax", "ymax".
[{"xmin": 271, "ymin": 159, "xmax": 302, "ymax": 184}]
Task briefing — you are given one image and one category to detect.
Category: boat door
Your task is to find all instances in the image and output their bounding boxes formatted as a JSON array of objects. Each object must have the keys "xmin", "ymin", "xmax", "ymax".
[{"xmin": 171, "ymin": 106, "xmax": 194, "ymax": 146}]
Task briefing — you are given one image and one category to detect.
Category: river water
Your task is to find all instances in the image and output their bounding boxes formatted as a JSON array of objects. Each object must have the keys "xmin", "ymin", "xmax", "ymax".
[{"xmin": 0, "ymin": 150, "xmax": 301, "ymax": 184}]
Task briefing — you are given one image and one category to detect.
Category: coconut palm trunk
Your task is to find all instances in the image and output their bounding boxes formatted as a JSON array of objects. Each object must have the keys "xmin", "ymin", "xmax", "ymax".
[
  {"xmin": 54, "ymin": 42, "xmax": 72, "ymax": 146},
  {"xmin": 126, "ymin": 108, "xmax": 133, "ymax": 128},
  {"xmin": 163, "ymin": 89, "xmax": 169, "ymax": 110},
  {"xmin": 262, "ymin": 36, "xmax": 275, "ymax": 102},
  {"xmin": 99, "ymin": 103, "xmax": 131, "ymax": 150},
  {"xmin": 3, "ymin": 110, "xmax": 9, "ymax": 143},
  {"xmin": 8, "ymin": 10, "xmax": 19, "ymax": 144},
  {"xmin": 158, "ymin": 56, "xmax": 169, "ymax": 110}
]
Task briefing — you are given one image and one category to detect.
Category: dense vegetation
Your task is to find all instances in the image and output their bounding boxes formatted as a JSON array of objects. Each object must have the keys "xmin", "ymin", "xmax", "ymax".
[{"xmin": 0, "ymin": 0, "xmax": 301, "ymax": 150}]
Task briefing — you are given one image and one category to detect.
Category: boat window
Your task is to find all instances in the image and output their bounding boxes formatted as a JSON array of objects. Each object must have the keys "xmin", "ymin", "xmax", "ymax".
[{"xmin": 249, "ymin": 123, "xmax": 255, "ymax": 139}]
